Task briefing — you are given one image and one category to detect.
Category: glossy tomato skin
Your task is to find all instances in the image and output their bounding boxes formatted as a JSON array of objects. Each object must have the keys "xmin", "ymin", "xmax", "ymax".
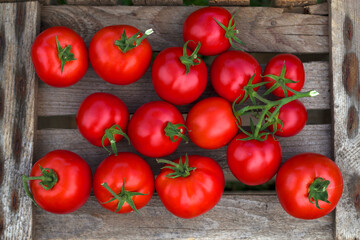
[
  {"xmin": 268, "ymin": 100, "xmax": 307, "ymax": 137},
  {"xmin": 211, "ymin": 51, "xmax": 262, "ymax": 103},
  {"xmin": 89, "ymin": 25, "xmax": 152, "ymax": 85},
  {"xmin": 93, "ymin": 153, "xmax": 154, "ymax": 213},
  {"xmin": 128, "ymin": 101, "xmax": 185, "ymax": 157},
  {"xmin": 183, "ymin": 7, "xmax": 232, "ymax": 56},
  {"xmin": 152, "ymin": 47, "xmax": 208, "ymax": 105},
  {"xmin": 29, "ymin": 150, "xmax": 92, "ymax": 214},
  {"xmin": 276, "ymin": 153, "xmax": 343, "ymax": 219},
  {"xmin": 76, "ymin": 93, "xmax": 129, "ymax": 147},
  {"xmin": 31, "ymin": 26, "xmax": 88, "ymax": 87},
  {"xmin": 263, "ymin": 54, "xmax": 305, "ymax": 97},
  {"xmin": 156, "ymin": 155, "xmax": 224, "ymax": 218},
  {"xmin": 227, "ymin": 133, "xmax": 282, "ymax": 185},
  {"xmin": 186, "ymin": 97, "xmax": 238, "ymax": 149}
]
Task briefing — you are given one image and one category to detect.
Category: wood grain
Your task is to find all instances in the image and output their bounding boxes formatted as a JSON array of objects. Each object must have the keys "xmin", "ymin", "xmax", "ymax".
[
  {"xmin": 209, "ymin": 0, "xmax": 250, "ymax": 6},
  {"xmin": 34, "ymin": 124, "xmax": 332, "ymax": 176},
  {"xmin": 274, "ymin": 0, "xmax": 317, "ymax": 7},
  {"xmin": 133, "ymin": 0, "xmax": 183, "ymax": 5},
  {"xmin": 40, "ymin": 5, "xmax": 329, "ymax": 53},
  {"xmin": 37, "ymin": 61, "xmax": 330, "ymax": 116},
  {"xmin": 0, "ymin": 1, "xmax": 40, "ymax": 239},
  {"xmin": 34, "ymin": 194, "xmax": 334, "ymax": 239},
  {"xmin": 330, "ymin": 0, "xmax": 360, "ymax": 239},
  {"xmin": 66, "ymin": 0, "xmax": 118, "ymax": 5},
  {"xmin": 305, "ymin": 2, "xmax": 328, "ymax": 15}
]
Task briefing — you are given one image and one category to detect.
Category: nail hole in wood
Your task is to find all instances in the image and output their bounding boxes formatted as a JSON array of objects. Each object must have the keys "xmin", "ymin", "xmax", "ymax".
[
  {"xmin": 347, "ymin": 105, "xmax": 359, "ymax": 139},
  {"xmin": 342, "ymin": 53, "xmax": 359, "ymax": 97},
  {"xmin": 344, "ymin": 15, "xmax": 353, "ymax": 50},
  {"xmin": 11, "ymin": 190, "xmax": 19, "ymax": 212}
]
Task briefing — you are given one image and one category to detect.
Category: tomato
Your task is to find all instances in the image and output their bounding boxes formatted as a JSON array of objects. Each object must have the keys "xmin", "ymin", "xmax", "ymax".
[
  {"xmin": 89, "ymin": 25, "xmax": 152, "ymax": 85},
  {"xmin": 263, "ymin": 54, "xmax": 305, "ymax": 97},
  {"xmin": 22, "ymin": 150, "xmax": 92, "ymax": 214},
  {"xmin": 276, "ymin": 153, "xmax": 343, "ymax": 219},
  {"xmin": 183, "ymin": 7, "xmax": 241, "ymax": 56},
  {"xmin": 151, "ymin": 42, "xmax": 208, "ymax": 105},
  {"xmin": 93, "ymin": 152, "xmax": 154, "ymax": 214},
  {"xmin": 186, "ymin": 97, "xmax": 238, "ymax": 149},
  {"xmin": 267, "ymin": 99, "xmax": 307, "ymax": 137},
  {"xmin": 128, "ymin": 101, "xmax": 186, "ymax": 157},
  {"xmin": 76, "ymin": 93, "xmax": 129, "ymax": 154},
  {"xmin": 156, "ymin": 155, "xmax": 224, "ymax": 218},
  {"xmin": 31, "ymin": 26, "xmax": 88, "ymax": 87},
  {"xmin": 211, "ymin": 50, "xmax": 262, "ymax": 103},
  {"xmin": 227, "ymin": 133, "xmax": 282, "ymax": 185}
]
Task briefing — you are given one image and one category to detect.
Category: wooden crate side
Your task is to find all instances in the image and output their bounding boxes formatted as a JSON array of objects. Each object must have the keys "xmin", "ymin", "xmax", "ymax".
[
  {"xmin": 330, "ymin": 0, "xmax": 360, "ymax": 239},
  {"xmin": 0, "ymin": 1, "xmax": 40, "ymax": 239},
  {"xmin": 40, "ymin": 5, "xmax": 328, "ymax": 53}
]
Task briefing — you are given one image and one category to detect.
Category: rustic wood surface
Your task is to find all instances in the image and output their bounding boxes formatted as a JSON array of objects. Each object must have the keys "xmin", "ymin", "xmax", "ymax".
[
  {"xmin": 133, "ymin": 0, "xmax": 183, "ymax": 5},
  {"xmin": 40, "ymin": 5, "xmax": 329, "ymax": 53},
  {"xmin": 34, "ymin": 194, "xmax": 334, "ymax": 240},
  {"xmin": 66, "ymin": 0, "xmax": 118, "ymax": 5},
  {"xmin": 330, "ymin": 0, "xmax": 360, "ymax": 239},
  {"xmin": 35, "ymin": 124, "xmax": 331, "ymax": 176},
  {"xmin": 0, "ymin": 1, "xmax": 40, "ymax": 239},
  {"xmin": 37, "ymin": 61, "xmax": 330, "ymax": 116},
  {"xmin": 209, "ymin": 0, "xmax": 250, "ymax": 6},
  {"xmin": 305, "ymin": 2, "xmax": 328, "ymax": 15},
  {"xmin": 274, "ymin": 0, "xmax": 317, "ymax": 7}
]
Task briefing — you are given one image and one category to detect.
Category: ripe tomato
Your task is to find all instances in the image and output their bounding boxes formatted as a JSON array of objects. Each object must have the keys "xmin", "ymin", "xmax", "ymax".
[
  {"xmin": 267, "ymin": 99, "xmax": 307, "ymax": 137},
  {"xmin": 186, "ymin": 97, "xmax": 238, "ymax": 149},
  {"xmin": 31, "ymin": 26, "xmax": 88, "ymax": 87},
  {"xmin": 276, "ymin": 153, "xmax": 343, "ymax": 219},
  {"xmin": 93, "ymin": 152, "xmax": 154, "ymax": 214},
  {"xmin": 151, "ymin": 42, "xmax": 208, "ymax": 105},
  {"xmin": 23, "ymin": 150, "xmax": 92, "ymax": 214},
  {"xmin": 183, "ymin": 7, "xmax": 241, "ymax": 56},
  {"xmin": 156, "ymin": 155, "xmax": 224, "ymax": 218},
  {"xmin": 128, "ymin": 101, "xmax": 186, "ymax": 157},
  {"xmin": 227, "ymin": 133, "xmax": 282, "ymax": 185},
  {"xmin": 76, "ymin": 93, "xmax": 129, "ymax": 154},
  {"xmin": 211, "ymin": 50, "xmax": 262, "ymax": 103},
  {"xmin": 263, "ymin": 54, "xmax": 305, "ymax": 97},
  {"xmin": 89, "ymin": 25, "xmax": 152, "ymax": 85}
]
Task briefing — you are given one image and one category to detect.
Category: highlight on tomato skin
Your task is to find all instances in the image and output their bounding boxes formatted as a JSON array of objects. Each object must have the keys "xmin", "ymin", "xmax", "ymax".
[{"xmin": 275, "ymin": 153, "xmax": 343, "ymax": 220}]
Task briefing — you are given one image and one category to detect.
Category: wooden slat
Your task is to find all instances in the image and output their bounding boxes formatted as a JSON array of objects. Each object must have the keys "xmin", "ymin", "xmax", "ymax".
[
  {"xmin": 305, "ymin": 2, "xmax": 328, "ymax": 15},
  {"xmin": 133, "ymin": 0, "xmax": 183, "ymax": 5},
  {"xmin": 0, "ymin": 1, "xmax": 40, "ymax": 239},
  {"xmin": 34, "ymin": 194, "xmax": 333, "ymax": 239},
  {"xmin": 66, "ymin": 0, "xmax": 118, "ymax": 5},
  {"xmin": 37, "ymin": 61, "xmax": 330, "ymax": 116},
  {"xmin": 209, "ymin": 0, "xmax": 250, "ymax": 6},
  {"xmin": 35, "ymin": 124, "xmax": 331, "ymax": 176},
  {"xmin": 40, "ymin": 5, "xmax": 329, "ymax": 53},
  {"xmin": 274, "ymin": 0, "xmax": 317, "ymax": 7},
  {"xmin": 330, "ymin": 0, "xmax": 360, "ymax": 239}
]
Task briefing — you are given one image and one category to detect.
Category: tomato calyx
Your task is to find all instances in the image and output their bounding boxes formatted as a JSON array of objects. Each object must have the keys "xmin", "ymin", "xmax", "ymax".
[
  {"xmin": 101, "ymin": 179, "xmax": 147, "ymax": 215},
  {"xmin": 56, "ymin": 36, "xmax": 77, "ymax": 74},
  {"xmin": 179, "ymin": 41, "xmax": 202, "ymax": 74},
  {"xmin": 157, "ymin": 154, "xmax": 196, "ymax": 178},
  {"xmin": 22, "ymin": 165, "xmax": 58, "ymax": 207},
  {"xmin": 114, "ymin": 28, "xmax": 154, "ymax": 54},
  {"xmin": 213, "ymin": 15, "xmax": 245, "ymax": 50},
  {"xmin": 164, "ymin": 122, "xmax": 189, "ymax": 143},
  {"xmin": 102, "ymin": 124, "xmax": 130, "ymax": 156},
  {"xmin": 308, "ymin": 177, "xmax": 331, "ymax": 209},
  {"xmin": 232, "ymin": 73, "xmax": 319, "ymax": 141}
]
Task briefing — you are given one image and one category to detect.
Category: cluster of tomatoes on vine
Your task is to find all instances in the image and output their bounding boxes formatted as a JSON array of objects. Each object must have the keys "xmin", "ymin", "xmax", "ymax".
[{"xmin": 25, "ymin": 6, "xmax": 343, "ymax": 220}]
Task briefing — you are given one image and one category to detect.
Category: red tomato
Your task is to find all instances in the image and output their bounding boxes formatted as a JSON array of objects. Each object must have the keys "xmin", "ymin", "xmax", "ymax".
[
  {"xmin": 76, "ymin": 93, "xmax": 129, "ymax": 149},
  {"xmin": 24, "ymin": 150, "xmax": 92, "ymax": 214},
  {"xmin": 128, "ymin": 101, "xmax": 186, "ymax": 157},
  {"xmin": 211, "ymin": 50, "xmax": 262, "ymax": 103},
  {"xmin": 151, "ymin": 45, "xmax": 208, "ymax": 105},
  {"xmin": 267, "ymin": 100, "xmax": 307, "ymax": 137},
  {"xmin": 156, "ymin": 155, "xmax": 224, "ymax": 218},
  {"xmin": 276, "ymin": 153, "xmax": 343, "ymax": 219},
  {"xmin": 227, "ymin": 133, "xmax": 282, "ymax": 185},
  {"xmin": 89, "ymin": 25, "xmax": 152, "ymax": 85},
  {"xmin": 183, "ymin": 7, "xmax": 239, "ymax": 56},
  {"xmin": 263, "ymin": 54, "xmax": 305, "ymax": 97},
  {"xmin": 31, "ymin": 26, "xmax": 88, "ymax": 87},
  {"xmin": 93, "ymin": 152, "xmax": 154, "ymax": 214},
  {"xmin": 186, "ymin": 97, "xmax": 238, "ymax": 149}
]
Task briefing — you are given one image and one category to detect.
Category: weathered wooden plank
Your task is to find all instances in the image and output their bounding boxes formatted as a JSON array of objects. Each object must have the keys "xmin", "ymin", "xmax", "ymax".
[
  {"xmin": 133, "ymin": 0, "xmax": 183, "ymax": 5},
  {"xmin": 209, "ymin": 0, "xmax": 250, "ymax": 6},
  {"xmin": 37, "ymin": 61, "xmax": 330, "ymax": 116},
  {"xmin": 40, "ymin": 5, "xmax": 329, "ymax": 53},
  {"xmin": 0, "ymin": 1, "xmax": 40, "ymax": 239},
  {"xmin": 274, "ymin": 0, "xmax": 317, "ymax": 7},
  {"xmin": 34, "ymin": 194, "xmax": 333, "ymax": 239},
  {"xmin": 305, "ymin": 2, "xmax": 328, "ymax": 15},
  {"xmin": 66, "ymin": 0, "xmax": 118, "ymax": 5},
  {"xmin": 35, "ymin": 124, "xmax": 331, "ymax": 176},
  {"xmin": 330, "ymin": 0, "xmax": 360, "ymax": 239}
]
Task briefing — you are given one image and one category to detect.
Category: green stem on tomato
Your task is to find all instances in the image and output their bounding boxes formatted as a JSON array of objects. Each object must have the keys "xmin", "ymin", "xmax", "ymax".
[
  {"xmin": 102, "ymin": 124, "xmax": 130, "ymax": 156},
  {"xmin": 156, "ymin": 154, "xmax": 196, "ymax": 179},
  {"xmin": 114, "ymin": 28, "xmax": 153, "ymax": 54},
  {"xmin": 179, "ymin": 40, "xmax": 202, "ymax": 74}
]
